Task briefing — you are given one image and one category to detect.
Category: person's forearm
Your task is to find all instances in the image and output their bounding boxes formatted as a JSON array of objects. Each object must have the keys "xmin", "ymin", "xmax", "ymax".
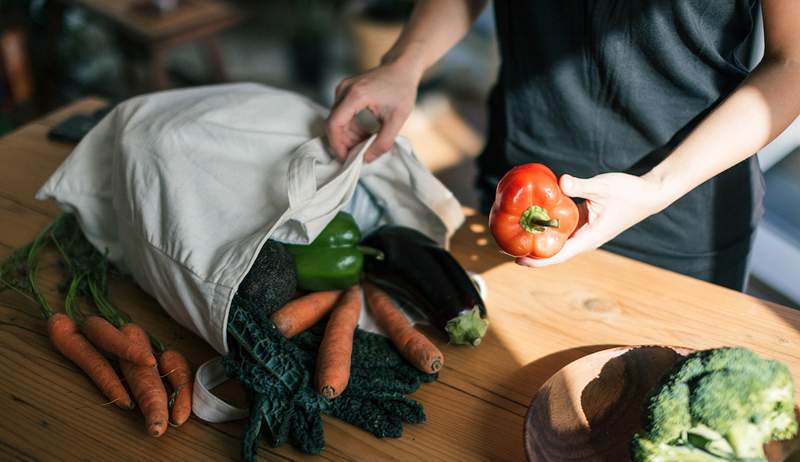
[
  {"xmin": 380, "ymin": 0, "xmax": 488, "ymax": 79},
  {"xmin": 645, "ymin": 54, "xmax": 800, "ymax": 209}
]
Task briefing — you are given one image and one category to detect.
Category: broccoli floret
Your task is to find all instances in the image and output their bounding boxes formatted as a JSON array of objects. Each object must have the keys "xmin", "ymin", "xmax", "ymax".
[
  {"xmin": 632, "ymin": 347, "xmax": 797, "ymax": 462},
  {"xmin": 632, "ymin": 437, "xmax": 733, "ymax": 462}
]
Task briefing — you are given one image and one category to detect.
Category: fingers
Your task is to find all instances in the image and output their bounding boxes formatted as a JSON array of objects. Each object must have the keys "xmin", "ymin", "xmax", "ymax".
[
  {"xmin": 334, "ymin": 78, "xmax": 350, "ymax": 104},
  {"xmin": 365, "ymin": 112, "xmax": 405, "ymax": 162},
  {"xmin": 515, "ymin": 223, "xmax": 597, "ymax": 268},
  {"xmin": 326, "ymin": 87, "xmax": 369, "ymax": 161},
  {"xmin": 560, "ymin": 174, "xmax": 606, "ymax": 201}
]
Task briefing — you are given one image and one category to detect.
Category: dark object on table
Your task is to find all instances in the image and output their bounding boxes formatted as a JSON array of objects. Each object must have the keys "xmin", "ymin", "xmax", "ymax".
[
  {"xmin": 362, "ymin": 226, "xmax": 488, "ymax": 346},
  {"xmin": 47, "ymin": 105, "xmax": 113, "ymax": 143},
  {"xmin": 237, "ymin": 240, "xmax": 297, "ymax": 318}
]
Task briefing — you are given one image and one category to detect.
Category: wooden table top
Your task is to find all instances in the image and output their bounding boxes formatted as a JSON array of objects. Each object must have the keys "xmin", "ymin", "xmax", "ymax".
[
  {"xmin": 2, "ymin": 98, "xmax": 800, "ymax": 461},
  {"xmin": 66, "ymin": 0, "xmax": 240, "ymax": 42}
]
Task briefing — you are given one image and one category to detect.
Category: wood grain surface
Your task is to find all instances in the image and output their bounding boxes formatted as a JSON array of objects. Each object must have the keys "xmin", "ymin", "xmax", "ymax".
[{"xmin": 1, "ymin": 99, "xmax": 800, "ymax": 461}]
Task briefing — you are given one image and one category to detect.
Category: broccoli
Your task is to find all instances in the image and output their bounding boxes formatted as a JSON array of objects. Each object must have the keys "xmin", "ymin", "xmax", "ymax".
[{"xmin": 631, "ymin": 347, "xmax": 797, "ymax": 462}]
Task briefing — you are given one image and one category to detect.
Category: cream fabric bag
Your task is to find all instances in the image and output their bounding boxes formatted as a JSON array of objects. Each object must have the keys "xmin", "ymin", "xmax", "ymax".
[{"xmin": 36, "ymin": 84, "xmax": 467, "ymax": 421}]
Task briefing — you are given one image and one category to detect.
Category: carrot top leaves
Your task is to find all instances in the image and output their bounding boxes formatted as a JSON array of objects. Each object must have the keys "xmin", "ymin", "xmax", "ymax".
[{"xmin": 1, "ymin": 214, "xmax": 164, "ymax": 353}]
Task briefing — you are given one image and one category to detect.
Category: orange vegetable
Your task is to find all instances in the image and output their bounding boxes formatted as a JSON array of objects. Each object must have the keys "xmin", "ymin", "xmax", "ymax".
[
  {"xmin": 363, "ymin": 283, "xmax": 443, "ymax": 374},
  {"xmin": 270, "ymin": 290, "xmax": 343, "ymax": 338},
  {"xmin": 315, "ymin": 285, "xmax": 361, "ymax": 399},
  {"xmin": 81, "ymin": 315, "xmax": 156, "ymax": 367},
  {"xmin": 119, "ymin": 323, "xmax": 168, "ymax": 437},
  {"xmin": 47, "ymin": 313, "xmax": 133, "ymax": 409},
  {"xmin": 158, "ymin": 349, "xmax": 193, "ymax": 426}
]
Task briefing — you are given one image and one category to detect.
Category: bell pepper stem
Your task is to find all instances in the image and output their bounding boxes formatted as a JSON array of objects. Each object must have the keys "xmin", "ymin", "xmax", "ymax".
[
  {"xmin": 519, "ymin": 205, "xmax": 560, "ymax": 234},
  {"xmin": 357, "ymin": 245, "xmax": 385, "ymax": 261}
]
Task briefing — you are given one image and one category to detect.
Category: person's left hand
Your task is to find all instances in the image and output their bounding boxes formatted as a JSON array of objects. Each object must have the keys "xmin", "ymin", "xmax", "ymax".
[{"xmin": 516, "ymin": 172, "xmax": 670, "ymax": 268}]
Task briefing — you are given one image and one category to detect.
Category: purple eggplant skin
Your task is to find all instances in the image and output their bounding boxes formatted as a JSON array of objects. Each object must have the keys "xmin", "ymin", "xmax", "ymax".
[{"xmin": 361, "ymin": 226, "xmax": 488, "ymax": 346}]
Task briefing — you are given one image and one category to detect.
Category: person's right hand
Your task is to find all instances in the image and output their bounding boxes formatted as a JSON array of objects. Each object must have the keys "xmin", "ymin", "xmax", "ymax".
[{"xmin": 326, "ymin": 61, "xmax": 420, "ymax": 162}]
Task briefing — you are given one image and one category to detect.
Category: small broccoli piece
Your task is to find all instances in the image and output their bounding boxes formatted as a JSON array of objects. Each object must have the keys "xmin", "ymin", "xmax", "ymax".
[{"xmin": 632, "ymin": 347, "xmax": 797, "ymax": 462}]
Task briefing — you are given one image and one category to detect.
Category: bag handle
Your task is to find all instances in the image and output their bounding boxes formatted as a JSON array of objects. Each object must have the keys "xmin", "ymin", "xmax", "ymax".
[
  {"xmin": 286, "ymin": 136, "xmax": 375, "ymax": 209},
  {"xmin": 286, "ymin": 146, "xmax": 322, "ymax": 209},
  {"xmin": 192, "ymin": 357, "xmax": 249, "ymax": 423}
]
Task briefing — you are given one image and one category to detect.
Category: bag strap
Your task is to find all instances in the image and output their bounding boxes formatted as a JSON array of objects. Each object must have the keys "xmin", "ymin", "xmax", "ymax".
[
  {"xmin": 286, "ymin": 135, "xmax": 375, "ymax": 209},
  {"xmin": 286, "ymin": 148, "xmax": 321, "ymax": 208},
  {"xmin": 192, "ymin": 356, "xmax": 249, "ymax": 423}
]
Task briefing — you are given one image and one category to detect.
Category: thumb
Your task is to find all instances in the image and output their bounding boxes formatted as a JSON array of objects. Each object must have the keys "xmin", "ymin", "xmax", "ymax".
[{"xmin": 560, "ymin": 174, "xmax": 603, "ymax": 201}]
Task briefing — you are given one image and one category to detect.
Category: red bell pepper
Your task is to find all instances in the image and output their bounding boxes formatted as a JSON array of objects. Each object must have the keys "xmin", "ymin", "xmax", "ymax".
[{"xmin": 489, "ymin": 163, "xmax": 579, "ymax": 259}]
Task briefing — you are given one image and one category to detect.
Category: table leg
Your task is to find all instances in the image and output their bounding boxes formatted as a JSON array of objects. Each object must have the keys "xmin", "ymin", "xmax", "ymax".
[
  {"xmin": 205, "ymin": 37, "xmax": 228, "ymax": 83},
  {"xmin": 43, "ymin": 0, "xmax": 64, "ymax": 110},
  {"xmin": 117, "ymin": 34, "xmax": 142, "ymax": 95},
  {"xmin": 150, "ymin": 46, "xmax": 170, "ymax": 90}
]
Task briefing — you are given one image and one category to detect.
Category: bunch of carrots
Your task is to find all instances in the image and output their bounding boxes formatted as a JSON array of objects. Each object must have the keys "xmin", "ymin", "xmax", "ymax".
[
  {"xmin": 0, "ymin": 216, "xmax": 193, "ymax": 437},
  {"xmin": 270, "ymin": 282, "xmax": 444, "ymax": 399}
]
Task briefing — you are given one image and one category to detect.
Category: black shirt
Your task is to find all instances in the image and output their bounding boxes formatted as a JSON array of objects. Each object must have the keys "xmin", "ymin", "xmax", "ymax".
[{"xmin": 478, "ymin": 0, "xmax": 764, "ymax": 289}]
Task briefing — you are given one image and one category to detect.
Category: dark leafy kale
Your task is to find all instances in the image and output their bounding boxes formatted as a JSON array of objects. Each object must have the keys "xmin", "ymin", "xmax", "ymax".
[{"xmin": 225, "ymin": 294, "xmax": 437, "ymax": 460}]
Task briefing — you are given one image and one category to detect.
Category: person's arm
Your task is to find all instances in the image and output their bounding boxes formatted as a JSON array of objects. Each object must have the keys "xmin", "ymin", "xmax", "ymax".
[
  {"xmin": 519, "ymin": 0, "xmax": 800, "ymax": 268},
  {"xmin": 326, "ymin": 0, "xmax": 488, "ymax": 161}
]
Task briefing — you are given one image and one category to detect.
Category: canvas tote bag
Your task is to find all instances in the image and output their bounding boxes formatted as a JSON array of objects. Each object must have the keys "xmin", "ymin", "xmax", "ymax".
[{"xmin": 36, "ymin": 83, "xmax": 465, "ymax": 422}]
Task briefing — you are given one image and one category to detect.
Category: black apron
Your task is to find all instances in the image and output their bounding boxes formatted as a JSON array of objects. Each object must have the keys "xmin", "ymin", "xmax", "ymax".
[{"xmin": 478, "ymin": 0, "xmax": 764, "ymax": 290}]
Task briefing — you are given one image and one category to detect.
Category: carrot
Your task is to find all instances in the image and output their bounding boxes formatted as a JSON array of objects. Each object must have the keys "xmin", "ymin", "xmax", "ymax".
[
  {"xmin": 363, "ymin": 282, "xmax": 444, "ymax": 374},
  {"xmin": 81, "ymin": 315, "xmax": 156, "ymax": 367},
  {"xmin": 270, "ymin": 290, "xmax": 343, "ymax": 338},
  {"xmin": 119, "ymin": 323, "xmax": 169, "ymax": 437},
  {"xmin": 47, "ymin": 313, "xmax": 133, "ymax": 409},
  {"xmin": 316, "ymin": 285, "xmax": 362, "ymax": 399},
  {"xmin": 158, "ymin": 349, "xmax": 193, "ymax": 426}
]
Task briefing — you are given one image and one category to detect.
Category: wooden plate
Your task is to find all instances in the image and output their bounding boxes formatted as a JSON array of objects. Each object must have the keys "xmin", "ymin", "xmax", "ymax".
[{"xmin": 523, "ymin": 345, "xmax": 800, "ymax": 462}]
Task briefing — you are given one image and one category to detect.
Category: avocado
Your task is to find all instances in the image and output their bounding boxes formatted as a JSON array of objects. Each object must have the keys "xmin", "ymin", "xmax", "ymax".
[{"xmin": 237, "ymin": 240, "xmax": 297, "ymax": 317}]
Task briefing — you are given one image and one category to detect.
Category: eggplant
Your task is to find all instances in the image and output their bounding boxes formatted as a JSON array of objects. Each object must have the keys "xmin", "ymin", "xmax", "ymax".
[{"xmin": 361, "ymin": 226, "xmax": 488, "ymax": 346}]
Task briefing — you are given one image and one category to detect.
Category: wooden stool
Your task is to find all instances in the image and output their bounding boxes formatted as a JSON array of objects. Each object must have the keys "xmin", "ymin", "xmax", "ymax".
[{"xmin": 63, "ymin": 0, "xmax": 241, "ymax": 91}]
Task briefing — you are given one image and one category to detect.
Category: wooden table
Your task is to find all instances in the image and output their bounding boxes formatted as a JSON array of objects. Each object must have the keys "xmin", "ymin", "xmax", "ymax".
[
  {"xmin": 2, "ymin": 99, "xmax": 800, "ymax": 461},
  {"xmin": 62, "ymin": 0, "xmax": 240, "ymax": 90}
]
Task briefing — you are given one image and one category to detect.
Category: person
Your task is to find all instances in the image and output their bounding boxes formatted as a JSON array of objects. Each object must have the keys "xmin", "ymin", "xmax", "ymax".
[{"xmin": 326, "ymin": 0, "xmax": 800, "ymax": 291}]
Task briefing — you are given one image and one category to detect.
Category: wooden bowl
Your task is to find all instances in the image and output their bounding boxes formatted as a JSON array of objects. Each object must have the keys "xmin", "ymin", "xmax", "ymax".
[{"xmin": 523, "ymin": 345, "xmax": 800, "ymax": 462}]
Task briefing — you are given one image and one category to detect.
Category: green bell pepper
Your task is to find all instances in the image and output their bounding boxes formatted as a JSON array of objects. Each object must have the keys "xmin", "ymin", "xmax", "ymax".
[{"xmin": 286, "ymin": 212, "xmax": 382, "ymax": 291}]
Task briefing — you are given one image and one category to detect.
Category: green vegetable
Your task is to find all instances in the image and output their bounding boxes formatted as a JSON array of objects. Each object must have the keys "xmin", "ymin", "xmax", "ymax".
[
  {"xmin": 631, "ymin": 347, "xmax": 798, "ymax": 462},
  {"xmin": 0, "ymin": 214, "xmax": 165, "ymax": 351},
  {"xmin": 286, "ymin": 212, "xmax": 382, "ymax": 291},
  {"xmin": 225, "ymin": 294, "xmax": 435, "ymax": 459},
  {"xmin": 237, "ymin": 240, "xmax": 297, "ymax": 317}
]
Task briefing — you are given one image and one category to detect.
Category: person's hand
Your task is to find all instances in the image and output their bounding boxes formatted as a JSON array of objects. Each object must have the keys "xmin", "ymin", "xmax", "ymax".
[
  {"xmin": 516, "ymin": 172, "xmax": 671, "ymax": 268},
  {"xmin": 326, "ymin": 61, "xmax": 419, "ymax": 162}
]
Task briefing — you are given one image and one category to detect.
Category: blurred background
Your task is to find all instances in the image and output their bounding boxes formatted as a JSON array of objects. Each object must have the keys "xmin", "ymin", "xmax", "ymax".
[{"xmin": 1, "ymin": 0, "xmax": 797, "ymax": 307}]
